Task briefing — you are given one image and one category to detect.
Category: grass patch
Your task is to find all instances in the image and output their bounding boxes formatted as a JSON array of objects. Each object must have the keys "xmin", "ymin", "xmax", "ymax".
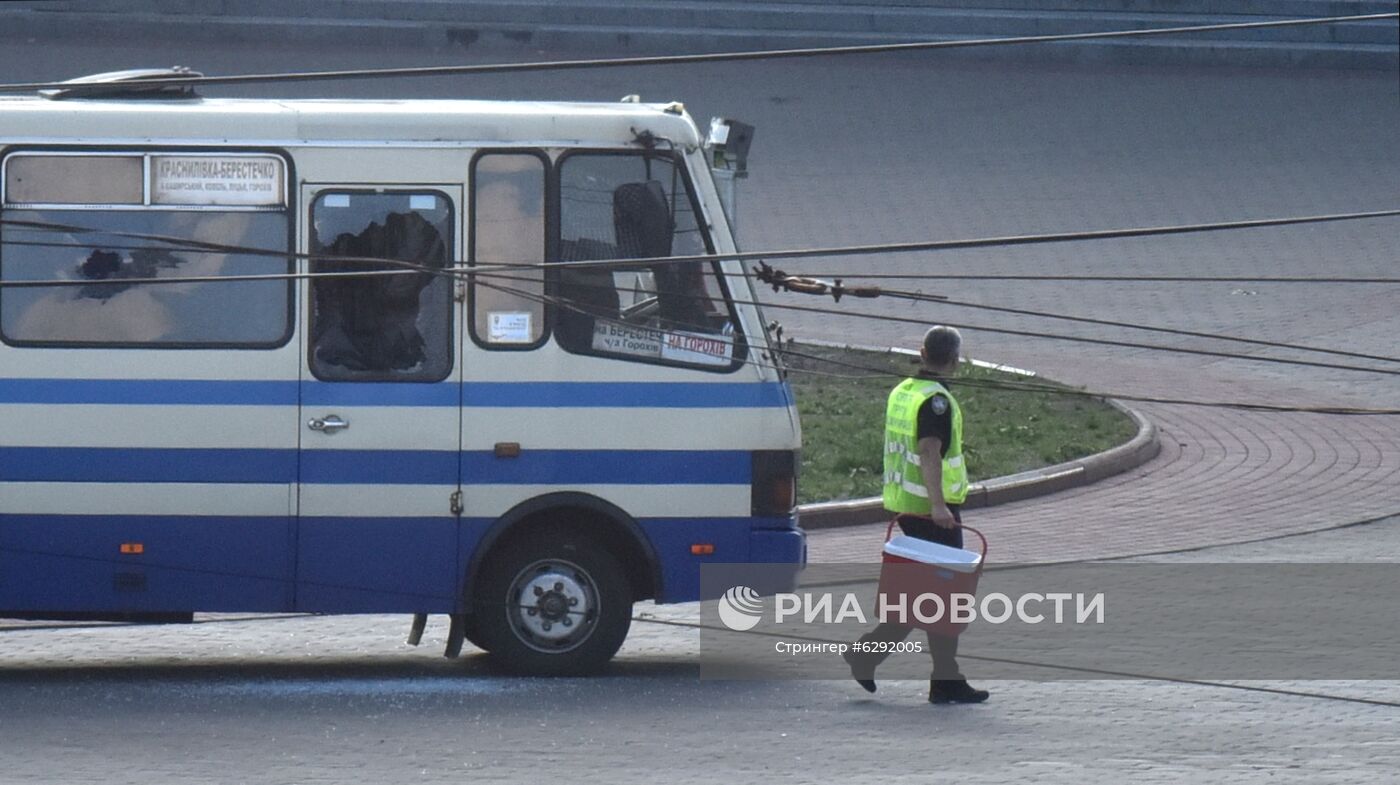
[{"xmin": 785, "ymin": 343, "xmax": 1138, "ymax": 505}]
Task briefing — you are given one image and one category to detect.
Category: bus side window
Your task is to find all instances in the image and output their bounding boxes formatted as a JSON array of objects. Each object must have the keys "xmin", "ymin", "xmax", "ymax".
[
  {"xmin": 0, "ymin": 153, "xmax": 291, "ymax": 348},
  {"xmin": 470, "ymin": 153, "xmax": 546, "ymax": 347},
  {"xmin": 309, "ymin": 191, "xmax": 454, "ymax": 382}
]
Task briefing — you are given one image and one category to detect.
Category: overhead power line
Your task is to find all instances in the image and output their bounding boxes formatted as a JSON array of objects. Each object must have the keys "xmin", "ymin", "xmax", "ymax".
[
  {"xmin": 0, "ymin": 13, "xmax": 1393, "ymax": 94},
  {"xmin": 764, "ymin": 340, "xmax": 1400, "ymax": 416},
  {"xmin": 5, "ymin": 244, "xmax": 1396, "ymax": 379},
  {"xmin": 8, "ymin": 231, "xmax": 1400, "ymax": 286},
  {"xmin": 7, "ymin": 208, "xmax": 1399, "ymax": 280},
  {"xmin": 788, "ymin": 272, "xmax": 1400, "ymax": 284},
  {"xmin": 6, "ymin": 209, "xmax": 1400, "ymax": 377},
  {"xmin": 634, "ymin": 616, "xmax": 1400, "ymax": 709},
  {"xmin": 472, "ymin": 277, "xmax": 1400, "ymax": 414},
  {"xmin": 929, "ymin": 294, "xmax": 1400, "ymax": 366},
  {"xmin": 771, "ymin": 275, "xmax": 1400, "ymax": 365},
  {"xmin": 470, "ymin": 208, "xmax": 1400, "ymax": 274},
  {"xmin": 0, "ymin": 218, "xmax": 431, "ymax": 273},
  {"xmin": 479, "ymin": 267, "xmax": 1400, "ymax": 368},
  {"xmin": 748, "ymin": 294, "xmax": 1400, "ymax": 378}
]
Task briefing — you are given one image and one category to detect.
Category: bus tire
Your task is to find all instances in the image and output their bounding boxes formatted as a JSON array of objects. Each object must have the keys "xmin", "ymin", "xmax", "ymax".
[
  {"xmin": 475, "ymin": 530, "xmax": 632, "ymax": 675},
  {"xmin": 462, "ymin": 615, "xmax": 490, "ymax": 653}
]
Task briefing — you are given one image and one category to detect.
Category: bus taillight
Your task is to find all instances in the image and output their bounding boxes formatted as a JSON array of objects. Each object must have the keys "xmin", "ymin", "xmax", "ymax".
[{"xmin": 751, "ymin": 450, "xmax": 798, "ymax": 517}]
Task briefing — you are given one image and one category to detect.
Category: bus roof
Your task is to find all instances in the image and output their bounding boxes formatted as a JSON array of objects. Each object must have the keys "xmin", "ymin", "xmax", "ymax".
[{"xmin": 0, "ymin": 97, "xmax": 704, "ymax": 148}]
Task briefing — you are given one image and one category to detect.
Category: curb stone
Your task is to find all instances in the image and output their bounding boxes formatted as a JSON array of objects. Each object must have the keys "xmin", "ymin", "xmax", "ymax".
[{"xmin": 792, "ymin": 342, "xmax": 1160, "ymax": 530}]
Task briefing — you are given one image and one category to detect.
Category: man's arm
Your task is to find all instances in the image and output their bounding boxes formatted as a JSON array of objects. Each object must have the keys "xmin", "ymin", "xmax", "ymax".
[{"xmin": 917, "ymin": 435, "xmax": 956, "ymax": 529}]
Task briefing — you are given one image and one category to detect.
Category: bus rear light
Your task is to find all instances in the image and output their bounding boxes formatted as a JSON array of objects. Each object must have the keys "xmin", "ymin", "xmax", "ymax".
[
  {"xmin": 119, "ymin": 543, "xmax": 144, "ymax": 555},
  {"xmin": 751, "ymin": 450, "xmax": 798, "ymax": 517},
  {"xmin": 690, "ymin": 544, "xmax": 716, "ymax": 556}
]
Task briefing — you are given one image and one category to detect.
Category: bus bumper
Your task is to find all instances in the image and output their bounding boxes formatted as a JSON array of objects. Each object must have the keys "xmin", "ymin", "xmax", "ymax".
[
  {"xmin": 649, "ymin": 518, "xmax": 806, "ymax": 603},
  {"xmin": 749, "ymin": 526, "xmax": 807, "ymax": 567}
]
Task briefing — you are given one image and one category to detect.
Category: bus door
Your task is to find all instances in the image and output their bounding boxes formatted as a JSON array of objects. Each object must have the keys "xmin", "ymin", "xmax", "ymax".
[
  {"xmin": 456, "ymin": 152, "xmax": 549, "ymax": 559},
  {"xmin": 295, "ymin": 187, "xmax": 463, "ymax": 612}
]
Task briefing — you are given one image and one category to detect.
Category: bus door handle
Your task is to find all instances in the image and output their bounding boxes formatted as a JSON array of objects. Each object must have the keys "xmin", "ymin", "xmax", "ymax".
[{"xmin": 308, "ymin": 414, "xmax": 349, "ymax": 434}]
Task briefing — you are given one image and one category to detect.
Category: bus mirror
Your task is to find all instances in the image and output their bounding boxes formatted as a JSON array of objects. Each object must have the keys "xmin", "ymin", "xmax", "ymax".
[{"xmin": 707, "ymin": 118, "xmax": 754, "ymax": 173}]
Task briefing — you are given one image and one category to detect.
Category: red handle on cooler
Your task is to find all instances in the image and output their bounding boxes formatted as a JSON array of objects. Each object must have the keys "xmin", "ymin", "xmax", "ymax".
[
  {"xmin": 883, "ymin": 518, "xmax": 988, "ymax": 567},
  {"xmin": 964, "ymin": 525, "xmax": 988, "ymax": 566}
]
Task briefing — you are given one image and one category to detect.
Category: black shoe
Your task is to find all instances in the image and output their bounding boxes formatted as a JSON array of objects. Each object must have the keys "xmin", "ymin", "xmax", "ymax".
[
  {"xmin": 929, "ymin": 679, "xmax": 989, "ymax": 704},
  {"xmin": 842, "ymin": 648, "xmax": 876, "ymax": 693}
]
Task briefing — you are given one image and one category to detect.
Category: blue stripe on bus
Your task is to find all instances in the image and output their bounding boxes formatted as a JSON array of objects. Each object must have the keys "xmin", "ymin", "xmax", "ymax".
[
  {"xmin": 459, "ymin": 450, "xmax": 750, "ymax": 485},
  {"xmin": 461, "ymin": 382, "xmax": 789, "ymax": 408},
  {"xmin": 0, "ymin": 447, "xmax": 296, "ymax": 483},
  {"xmin": 0, "ymin": 379, "xmax": 788, "ymax": 409},
  {"xmin": 0, "ymin": 448, "xmax": 748, "ymax": 485},
  {"xmin": 301, "ymin": 381, "xmax": 460, "ymax": 408},
  {"xmin": 0, "ymin": 379, "xmax": 297, "ymax": 406},
  {"xmin": 306, "ymin": 449, "xmax": 748, "ymax": 485},
  {"xmin": 301, "ymin": 450, "xmax": 459, "ymax": 485}
]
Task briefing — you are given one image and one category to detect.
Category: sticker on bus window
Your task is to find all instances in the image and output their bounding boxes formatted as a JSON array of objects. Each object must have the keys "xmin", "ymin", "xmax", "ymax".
[
  {"xmin": 487, "ymin": 311, "xmax": 534, "ymax": 343},
  {"xmin": 661, "ymin": 330, "xmax": 734, "ymax": 366},
  {"xmin": 150, "ymin": 155, "xmax": 284, "ymax": 207},
  {"xmin": 592, "ymin": 321, "xmax": 663, "ymax": 358}
]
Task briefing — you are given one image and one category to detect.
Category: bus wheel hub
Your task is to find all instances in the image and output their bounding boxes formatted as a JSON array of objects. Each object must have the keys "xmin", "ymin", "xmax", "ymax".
[{"xmin": 513, "ymin": 562, "xmax": 593, "ymax": 644}]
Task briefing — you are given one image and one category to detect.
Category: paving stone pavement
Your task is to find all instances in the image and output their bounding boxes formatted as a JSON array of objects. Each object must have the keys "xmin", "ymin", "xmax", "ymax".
[
  {"xmin": 3, "ymin": 518, "xmax": 1398, "ymax": 785},
  {"xmin": 810, "ymin": 403, "xmax": 1400, "ymax": 563}
]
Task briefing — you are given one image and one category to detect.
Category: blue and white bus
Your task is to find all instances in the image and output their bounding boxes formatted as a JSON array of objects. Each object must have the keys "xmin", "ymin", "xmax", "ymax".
[{"xmin": 0, "ymin": 72, "xmax": 804, "ymax": 674}]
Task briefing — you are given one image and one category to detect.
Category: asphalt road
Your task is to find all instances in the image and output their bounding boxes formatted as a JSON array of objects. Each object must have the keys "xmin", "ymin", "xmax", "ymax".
[
  {"xmin": 3, "ymin": 516, "xmax": 1399, "ymax": 785},
  {"xmin": 1, "ymin": 30, "xmax": 1398, "ymax": 785}
]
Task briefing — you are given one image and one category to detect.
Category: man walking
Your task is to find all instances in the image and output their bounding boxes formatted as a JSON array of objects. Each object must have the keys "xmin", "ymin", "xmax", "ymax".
[{"xmin": 844, "ymin": 325, "xmax": 989, "ymax": 704}]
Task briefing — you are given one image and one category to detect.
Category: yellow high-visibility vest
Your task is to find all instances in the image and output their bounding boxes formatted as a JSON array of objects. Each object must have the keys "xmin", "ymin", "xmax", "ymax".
[{"xmin": 882, "ymin": 377, "xmax": 968, "ymax": 513}]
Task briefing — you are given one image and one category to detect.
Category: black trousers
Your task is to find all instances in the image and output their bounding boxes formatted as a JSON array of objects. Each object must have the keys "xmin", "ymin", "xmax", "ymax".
[{"xmin": 855, "ymin": 508, "xmax": 965, "ymax": 681}]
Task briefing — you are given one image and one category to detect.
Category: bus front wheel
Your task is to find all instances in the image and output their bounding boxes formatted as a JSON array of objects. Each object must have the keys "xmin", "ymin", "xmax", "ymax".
[{"xmin": 475, "ymin": 530, "xmax": 632, "ymax": 675}]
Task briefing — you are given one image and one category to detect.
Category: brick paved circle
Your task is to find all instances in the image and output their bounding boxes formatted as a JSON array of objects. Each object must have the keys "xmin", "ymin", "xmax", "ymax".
[
  {"xmin": 734, "ymin": 58, "xmax": 1400, "ymax": 564},
  {"xmin": 809, "ymin": 404, "xmax": 1400, "ymax": 564}
]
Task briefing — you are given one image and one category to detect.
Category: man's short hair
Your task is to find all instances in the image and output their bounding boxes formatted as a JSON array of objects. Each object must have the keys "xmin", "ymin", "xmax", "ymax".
[{"xmin": 922, "ymin": 325, "xmax": 962, "ymax": 368}]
